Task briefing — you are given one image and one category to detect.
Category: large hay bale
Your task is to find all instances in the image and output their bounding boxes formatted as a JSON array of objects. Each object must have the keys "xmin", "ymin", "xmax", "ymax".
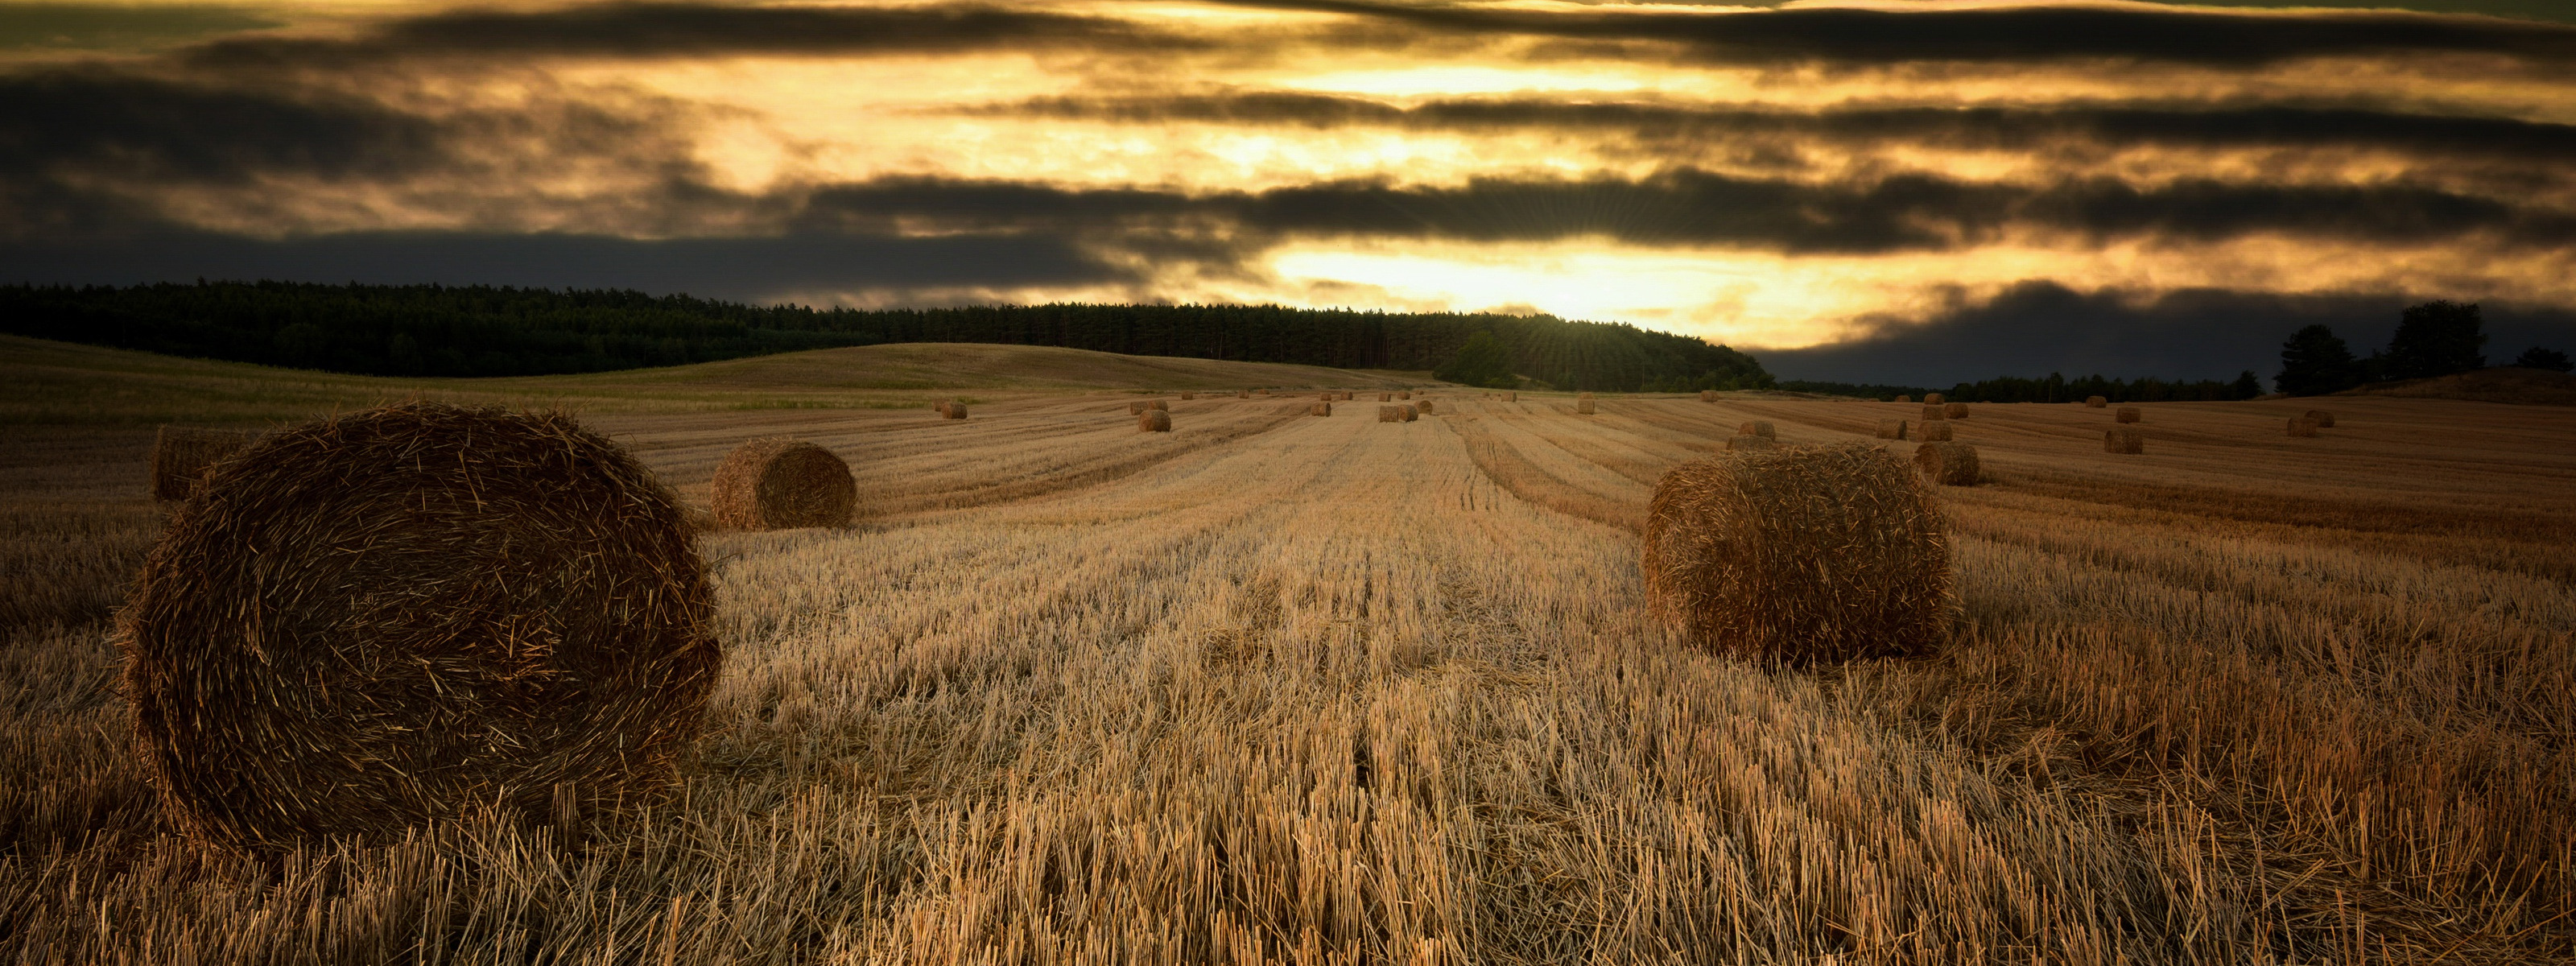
[
  {"xmin": 712, "ymin": 438, "xmax": 857, "ymax": 530},
  {"xmin": 1140, "ymin": 410, "xmax": 1171, "ymax": 432},
  {"xmin": 1921, "ymin": 404, "xmax": 1946, "ymax": 422},
  {"xmin": 151, "ymin": 427, "xmax": 260, "ymax": 502},
  {"xmin": 1919, "ymin": 421, "xmax": 1954, "ymax": 441},
  {"xmin": 1149, "ymin": 399, "xmax": 1169, "ymax": 411},
  {"xmin": 1310, "ymin": 402, "xmax": 1332, "ymax": 416},
  {"xmin": 1700, "ymin": 390, "xmax": 1718, "ymax": 402},
  {"xmin": 2287, "ymin": 417, "xmax": 2319, "ymax": 437},
  {"xmin": 1725, "ymin": 434, "xmax": 1777, "ymax": 452},
  {"xmin": 2105, "ymin": 426, "xmax": 2144, "ymax": 453},
  {"xmin": 1642, "ymin": 443, "xmax": 1949, "ymax": 661},
  {"xmin": 2304, "ymin": 409, "xmax": 2335, "ymax": 427},
  {"xmin": 1942, "ymin": 402, "xmax": 1968, "ymax": 419},
  {"xmin": 1913, "ymin": 441, "xmax": 1979, "ymax": 485},
  {"xmin": 1377, "ymin": 405, "xmax": 1404, "ymax": 423},
  {"xmin": 1417, "ymin": 399, "xmax": 1436, "ymax": 414},
  {"xmin": 939, "ymin": 401, "xmax": 968, "ymax": 419},
  {"xmin": 1875, "ymin": 419, "xmax": 1908, "ymax": 440},
  {"xmin": 1577, "ymin": 398, "xmax": 1596, "ymax": 415},
  {"xmin": 2115, "ymin": 406, "xmax": 2141, "ymax": 423},
  {"xmin": 117, "ymin": 402, "xmax": 717, "ymax": 852},
  {"xmin": 2085, "ymin": 395, "xmax": 2107, "ymax": 407},
  {"xmin": 1402, "ymin": 405, "xmax": 1419, "ymax": 422},
  {"xmin": 1738, "ymin": 420, "xmax": 1775, "ymax": 439},
  {"xmin": 1923, "ymin": 392, "xmax": 1945, "ymax": 405},
  {"xmin": 1895, "ymin": 394, "xmax": 1913, "ymax": 403},
  {"xmin": 1129, "ymin": 400, "xmax": 1150, "ymax": 415}
]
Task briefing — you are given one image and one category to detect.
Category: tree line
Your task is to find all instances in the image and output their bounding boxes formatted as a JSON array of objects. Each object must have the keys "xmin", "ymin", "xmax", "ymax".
[
  {"xmin": 0, "ymin": 281, "xmax": 1771, "ymax": 393},
  {"xmin": 1781, "ymin": 372, "xmax": 2265, "ymax": 404},
  {"xmin": 2276, "ymin": 300, "xmax": 2570, "ymax": 396}
]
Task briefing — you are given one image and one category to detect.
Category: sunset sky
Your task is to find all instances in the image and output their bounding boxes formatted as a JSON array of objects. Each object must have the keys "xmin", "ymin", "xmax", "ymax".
[{"xmin": 5, "ymin": 0, "xmax": 2573, "ymax": 384}]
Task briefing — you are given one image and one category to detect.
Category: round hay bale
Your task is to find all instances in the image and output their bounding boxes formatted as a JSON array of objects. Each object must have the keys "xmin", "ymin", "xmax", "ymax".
[
  {"xmin": 117, "ymin": 402, "xmax": 717, "ymax": 852},
  {"xmin": 1725, "ymin": 434, "xmax": 1777, "ymax": 452},
  {"xmin": 1923, "ymin": 393, "xmax": 1945, "ymax": 405},
  {"xmin": 151, "ymin": 427, "xmax": 261, "ymax": 502},
  {"xmin": 1378, "ymin": 392, "xmax": 1393, "ymax": 402},
  {"xmin": 1699, "ymin": 390, "xmax": 1718, "ymax": 402},
  {"xmin": 1913, "ymin": 441, "xmax": 1979, "ymax": 485},
  {"xmin": 2304, "ymin": 409, "xmax": 2335, "ymax": 427},
  {"xmin": 1140, "ymin": 410, "xmax": 1171, "ymax": 432},
  {"xmin": 1311, "ymin": 402, "xmax": 1332, "ymax": 416},
  {"xmin": 1942, "ymin": 402, "xmax": 1967, "ymax": 419},
  {"xmin": 1180, "ymin": 391, "xmax": 1196, "ymax": 401},
  {"xmin": 1378, "ymin": 405, "xmax": 1404, "ymax": 423},
  {"xmin": 1149, "ymin": 399, "xmax": 1169, "ymax": 411},
  {"xmin": 1738, "ymin": 420, "xmax": 1775, "ymax": 439},
  {"xmin": 2287, "ymin": 417, "xmax": 2319, "ymax": 437},
  {"xmin": 1238, "ymin": 390, "xmax": 1251, "ymax": 399},
  {"xmin": 1398, "ymin": 391, "xmax": 1413, "ymax": 400},
  {"xmin": 1895, "ymin": 394, "xmax": 1913, "ymax": 403},
  {"xmin": 1417, "ymin": 399, "xmax": 1435, "ymax": 414},
  {"xmin": 2085, "ymin": 395, "xmax": 2107, "ymax": 407},
  {"xmin": 2115, "ymin": 406, "xmax": 2142, "ymax": 423},
  {"xmin": 940, "ymin": 401, "xmax": 968, "ymax": 419},
  {"xmin": 2105, "ymin": 426, "xmax": 2145, "ymax": 453},
  {"xmin": 1505, "ymin": 391, "xmax": 1517, "ymax": 402},
  {"xmin": 1129, "ymin": 400, "xmax": 1150, "ymax": 415},
  {"xmin": 1642, "ymin": 443, "xmax": 1949, "ymax": 661},
  {"xmin": 1919, "ymin": 420, "xmax": 1955, "ymax": 442},
  {"xmin": 1875, "ymin": 419, "xmax": 1908, "ymax": 440},
  {"xmin": 712, "ymin": 438, "xmax": 856, "ymax": 530},
  {"xmin": 1921, "ymin": 404, "xmax": 1946, "ymax": 422},
  {"xmin": 1402, "ymin": 405, "xmax": 1419, "ymax": 422},
  {"xmin": 1577, "ymin": 398, "xmax": 1596, "ymax": 415}
]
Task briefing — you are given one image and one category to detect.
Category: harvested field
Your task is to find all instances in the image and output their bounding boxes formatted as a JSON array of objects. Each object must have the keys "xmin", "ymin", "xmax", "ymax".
[{"xmin": 3, "ymin": 344, "xmax": 2573, "ymax": 964}]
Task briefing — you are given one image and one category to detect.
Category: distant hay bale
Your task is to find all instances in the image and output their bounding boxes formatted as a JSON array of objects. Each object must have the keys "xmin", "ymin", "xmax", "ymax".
[
  {"xmin": 1578, "ymin": 398, "xmax": 1596, "ymax": 415},
  {"xmin": 1379, "ymin": 392, "xmax": 1393, "ymax": 402},
  {"xmin": 2115, "ymin": 407, "xmax": 2141, "ymax": 423},
  {"xmin": 1642, "ymin": 443, "xmax": 1950, "ymax": 661},
  {"xmin": 2104, "ymin": 426, "xmax": 2144, "ymax": 454},
  {"xmin": 1505, "ymin": 392, "xmax": 1517, "ymax": 402},
  {"xmin": 1895, "ymin": 394, "xmax": 1913, "ymax": 403},
  {"xmin": 1738, "ymin": 420, "xmax": 1775, "ymax": 439},
  {"xmin": 1378, "ymin": 405, "xmax": 1404, "ymax": 422},
  {"xmin": 151, "ymin": 427, "xmax": 260, "ymax": 502},
  {"xmin": 1725, "ymin": 435, "xmax": 1777, "ymax": 452},
  {"xmin": 1942, "ymin": 402, "xmax": 1967, "ymax": 419},
  {"xmin": 1924, "ymin": 393, "xmax": 1945, "ymax": 405},
  {"xmin": 1311, "ymin": 402, "xmax": 1332, "ymax": 416},
  {"xmin": 1921, "ymin": 404, "xmax": 1946, "ymax": 422},
  {"xmin": 1579, "ymin": 391, "xmax": 1595, "ymax": 400},
  {"xmin": 1140, "ymin": 410, "xmax": 1171, "ymax": 432},
  {"xmin": 1129, "ymin": 401, "xmax": 1150, "ymax": 415},
  {"xmin": 1149, "ymin": 399, "xmax": 1169, "ymax": 411},
  {"xmin": 2085, "ymin": 395, "xmax": 2107, "ymax": 407},
  {"xmin": 1913, "ymin": 441, "xmax": 1979, "ymax": 485},
  {"xmin": 117, "ymin": 402, "xmax": 716, "ymax": 853},
  {"xmin": 1700, "ymin": 390, "xmax": 1718, "ymax": 402},
  {"xmin": 1180, "ymin": 391, "xmax": 1196, "ymax": 401},
  {"xmin": 2288, "ymin": 417, "xmax": 2319, "ymax": 437},
  {"xmin": 1875, "ymin": 419, "xmax": 1908, "ymax": 440},
  {"xmin": 1920, "ymin": 421, "xmax": 1954, "ymax": 441},
  {"xmin": 1259, "ymin": 389, "xmax": 1272, "ymax": 396},
  {"xmin": 2304, "ymin": 409, "xmax": 2335, "ymax": 427},
  {"xmin": 1399, "ymin": 391, "xmax": 1413, "ymax": 400},
  {"xmin": 712, "ymin": 438, "xmax": 857, "ymax": 530},
  {"xmin": 1238, "ymin": 390, "xmax": 1251, "ymax": 398},
  {"xmin": 1340, "ymin": 391, "xmax": 1354, "ymax": 401},
  {"xmin": 939, "ymin": 401, "xmax": 967, "ymax": 419},
  {"xmin": 1417, "ymin": 399, "xmax": 1435, "ymax": 414},
  {"xmin": 1402, "ymin": 405, "xmax": 1419, "ymax": 422}
]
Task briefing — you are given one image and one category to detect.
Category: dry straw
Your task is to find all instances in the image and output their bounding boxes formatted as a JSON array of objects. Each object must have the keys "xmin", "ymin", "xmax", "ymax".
[
  {"xmin": 1149, "ymin": 399, "xmax": 1169, "ymax": 411},
  {"xmin": 2288, "ymin": 417, "xmax": 2319, "ymax": 437},
  {"xmin": 1402, "ymin": 405, "xmax": 1419, "ymax": 422},
  {"xmin": 116, "ymin": 402, "xmax": 719, "ymax": 853},
  {"xmin": 1399, "ymin": 391, "xmax": 1412, "ymax": 400},
  {"xmin": 712, "ymin": 438, "xmax": 857, "ymax": 530},
  {"xmin": 2105, "ymin": 426, "xmax": 2145, "ymax": 453},
  {"xmin": 1505, "ymin": 392, "xmax": 1517, "ymax": 402},
  {"xmin": 2305, "ymin": 409, "xmax": 2335, "ymax": 427},
  {"xmin": 1310, "ymin": 402, "xmax": 1332, "ymax": 416},
  {"xmin": 1641, "ymin": 443, "xmax": 1950, "ymax": 661},
  {"xmin": 1180, "ymin": 391, "xmax": 1196, "ymax": 401},
  {"xmin": 1913, "ymin": 441, "xmax": 1979, "ymax": 485},
  {"xmin": 1377, "ymin": 405, "xmax": 1404, "ymax": 423},
  {"xmin": 1379, "ymin": 392, "xmax": 1393, "ymax": 402},
  {"xmin": 1417, "ymin": 399, "xmax": 1436, "ymax": 414},
  {"xmin": 1738, "ymin": 421, "xmax": 1775, "ymax": 439},
  {"xmin": 1699, "ymin": 390, "xmax": 1718, "ymax": 402},
  {"xmin": 1924, "ymin": 392, "xmax": 1945, "ymax": 405},
  {"xmin": 1578, "ymin": 398, "xmax": 1596, "ymax": 415},
  {"xmin": 1922, "ymin": 404, "xmax": 1946, "ymax": 422},
  {"xmin": 1128, "ymin": 401, "xmax": 1150, "ymax": 415},
  {"xmin": 150, "ymin": 427, "xmax": 260, "ymax": 502},
  {"xmin": 2116, "ymin": 407, "xmax": 2141, "ymax": 423},
  {"xmin": 1237, "ymin": 390, "xmax": 1250, "ymax": 398},
  {"xmin": 1919, "ymin": 421, "xmax": 1954, "ymax": 442},
  {"xmin": 1139, "ymin": 410, "xmax": 1171, "ymax": 432},
  {"xmin": 1896, "ymin": 394, "xmax": 1913, "ymax": 403},
  {"xmin": 2086, "ymin": 395, "xmax": 2107, "ymax": 407},
  {"xmin": 1876, "ymin": 419, "xmax": 1908, "ymax": 440},
  {"xmin": 1942, "ymin": 402, "xmax": 1968, "ymax": 419},
  {"xmin": 938, "ymin": 401, "xmax": 967, "ymax": 419},
  {"xmin": 1725, "ymin": 435, "xmax": 1777, "ymax": 452}
]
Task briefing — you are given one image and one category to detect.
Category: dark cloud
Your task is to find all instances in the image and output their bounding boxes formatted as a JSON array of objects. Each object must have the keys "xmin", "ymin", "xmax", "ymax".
[
  {"xmin": 1220, "ymin": 0, "xmax": 2576, "ymax": 68},
  {"xmin": 0, "ymin": 3, "xmax": 277, "ymax": 52},
  {"xmin": 985, "ymin": 93, "xmax": 2576, "ymax": 167},
  {"xmin": 1762, "ymin": 282, "xmax": 2576, "ymax": 386},
  {"xmin": 0, "ymin": 69, "xmax": 448, "ymax": 184},
  {"xmin": 186, "ymin": 2, "xmax": 1199, "ymax": 68},
  {"xmin": 0, "ymin": 230, "xmax": 1121, "ymax": 302}
]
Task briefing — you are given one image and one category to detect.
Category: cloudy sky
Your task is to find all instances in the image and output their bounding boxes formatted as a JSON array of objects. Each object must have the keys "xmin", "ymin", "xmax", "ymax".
[{"xmin": 5, "ymin": 0, "xmax": 2574, "ymax": 383}]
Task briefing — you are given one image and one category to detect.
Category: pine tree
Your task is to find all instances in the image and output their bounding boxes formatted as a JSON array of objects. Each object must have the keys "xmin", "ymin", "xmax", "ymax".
[
  {"xmin": 2380, "ymin": 300, "xmax": 2487, "ymax": 381},
  {"xmin": 2513, "ymin": 346, "xmax": 2573, "ymax": 372},
  {"xmin": 1434, "ymin": 330, "xmax": 1517, "ymax": 388},
  {"xmin": 2276, "ymin": 324, "xmax": 2359, "ymax": 396}
]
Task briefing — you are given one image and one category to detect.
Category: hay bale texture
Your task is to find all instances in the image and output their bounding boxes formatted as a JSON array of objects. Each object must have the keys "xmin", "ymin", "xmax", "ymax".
[
  {"xmin": 1913, "ymin": 441, "xmax": 1979, "ymax": 485},
  {"xmin": 1238, "ymin": 390, "xmax": 1250, "ymax": 399},
  {"xmin": 1876, "ymin": 419, "xmax": 1908, "ymax": 440},
  {"xmin": 1399, "ymin": 391, "xmax": 1413, "ymax": 400},
  {"xmin": 1417, "ymin": 399, "xmax": 1435, "ymax": 414},
  {"xmin": 1150, "ymin": 399, "xmax": 1169, "ymax": 411},
  {"xmin": 1942, "ymin": 402, "xmax": 1967, "ymax": 419},
  {"xmin": 1141, "ymin": 410, "xmax": 1171, "ymax": 432},
  {"xmin": 1739, "ymin": 421, "xmax": 1775, "ymax": 439},
  {"xmin": 1505, "ymin": 392, "xmax": 1517, "ymax": 402},
  {"xmin": 117, "ymin": 402, "xmax": 718, "ymax": 852},
  {"xmin": 151, "ymin": 427, "xmax": 261, "ymax": 502},
  {"xmin": 1379, "ymin": 392, "xmax": 1393, "ymax": 402},
  {"xmin": 1181, "ymin": 392, "xmax": 1197, "ymax": 401},
  {"xmin": 1920, "ymin": 421, "xmax": 1954, "ymax": 442},
  {"xmin": 1378, "ymin": 405, "xmax": 1404, "ymax": 422},
  {"xmin": 1896, "ymin": 394, "xmax": 1913, "ymax": 403},
  {"xmin": 1700, "ymin": 390, "xmax": 1718, "ymax": 402},
  {"xmin": 2116, "ymin": 407, "xmax": 2141, "ymax": 423},
  {"xmin": 937, "ymin": 401, "xmax": 967, "ymax": 419},
  {"xmin": 712, "ymin": 438, "xmax": 856, "ymax": 530},
  {"xmin": 2305, "ymin": 409, "xmax": 2335, "ymax": 427},
  {"xmin": 2105, "ymin": 426, "xmax": 2144, "ymax": 453},
  {"xmin": 1726, "ymin": 435, "xmax": 1777, "ymax": 452},
  {"xmin": 1311, "ymin": 402, "xmax": 1332, "ymax": 416},
  {"xmin": 1922, "ymin": 404, "xmax": 1946, "ymax": 422},
  {"xmin": 2086, "ymin": 396, "xmax": 2107, "ymax": 408},
  {"xmin": 1924, "ymin": 393, "xmax": 1945, "ymax": 405},
  {"xmin": 1129, "ymin": 401, "xmax": 1150, "ymax": 415},
  {"xmin": 1402, "ymin": 405, "xmax": 1419, "ymax": 422},
  {"xmin": 1642, "ymin": 443, "xmax": 1950, "ymax": 661},
  {"xmin": 2288, "ymin": 417, "xmax": 2319, "ymax": 437}
]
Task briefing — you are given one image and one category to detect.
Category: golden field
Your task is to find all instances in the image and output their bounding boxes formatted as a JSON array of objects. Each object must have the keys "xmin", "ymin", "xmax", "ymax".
[{"xmin": 2, "ymin": 337, "xmax": 2570, "ymax": 964}]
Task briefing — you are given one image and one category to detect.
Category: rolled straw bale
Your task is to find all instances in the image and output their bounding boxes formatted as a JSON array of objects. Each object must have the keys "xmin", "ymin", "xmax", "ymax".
[
  {"xmin": 1726, "ymin": 434, "xmax": 1777, "ymax": 452},
  {"xmin": 1924, "ymin": 393, "xmax": 1945, "ymax": 405},
  {"xmin": 1181, "ymin": 392, "xmax": 1196, "ymax": 401},
  {"xmin": 1700, "ymin": 390, "xmax": 1718, "ymax": 402},
  {"xmin": 1140, "ymin": 410, "xmax": 1171, "ymax": 432},
  {"xmin": 1738, "ymin": 421, "xmax": 1775, "ymax": 439},
  {"xmin": 712, "ymin": 438, "xmax": 857, "ymax": 530},
  {"xmin": 1922, "ymin": 404, "xmax": 1946, "ymax": 422},
  {"xmin": 1895, "ymin": 394, "xmax": 1913, "ymax": 403},
  {"xmin": 1378, "ymin": 405, "xmax": 1404, "ymax": 422},
  {"xmin": 1129, "ymin": 401, "xmax": 1149, "ymax": 415},
  {"xmin": 1311, "ymin": 402, "xmax": 1332, "ymax": 416},
  {"xmin": 1641, "ymin": 443, "xmax": 1949, "ymax": 661},
  {"xmin": 1578, "ymin": 398, "xmax": 1596, "ymax": 415},
  {"xmin": 1913, "ymin": 441, "xmax": 1979, "ymax": 485},
  {"xmin": 1942, "ymin": 402, "xmax": 1968, "ymax": 419},
  {"xmin": 2115, "ymin": 406, "xmax": 2141, "ymax": 423},
  {"xmin": 2085, "ymin": 395, "xmax": 2107, "ymax": 407},
  {"xmin": 1505, "ymin": 392, "xmax": 1517, "ymax": 402},
  {"xmin": 117, "ymin": 402, "xmax": 717, "ymax": 852},
  {"xmin": 940, "ymin": 401, "xmax": 968, "ymax": 419},
  {"xmin": 1875, "ymin": 419, "xmax": 1908, "ymax": 440},
  {"xmin": 1149, "ymin": 399, "xmax": 1169, "ymax": 411},
  {"xmin": 2105, "ymin": 426, "xmax": 2144, "ymax": 454},
  {"xmin": 1341, "ymin": 392, "xmax": 1354, "ymax": 401},
  {"xmin": 151, "ymin": 427, "xmax": 260, "ymax": 502},
  {"xmin": 1399, "ymin": 391, "xmax": 1413, "ymax": 400},
  {"xmin": 1238, "ymin": 390, "xmax": 1251, "ymax": 398},
  {"xmin": 1379, "ymin": 392, "xmax": 1393, "ymax": 402},
  {"xmin": 1259, "ymin": 389, "xmax": 1272, "ymax": 396},
  {"xmin": 1919, "ymin": 421, "xmax": 1954, "ymax": 442},
  {"xmin": 2304, "ymin": 409, "xmax": 2335, "ymax": 427},
  {"xmin": 1417, "ymin": 399, "xmax": 1435, "ymax": 414},
  {"xmin": 2288, "ymin": 417, "xmax": 2319, "ymax": 437},
  {"xmin": 1402, "ymin": 405, "xmax": 1419, "ymax": 422}
]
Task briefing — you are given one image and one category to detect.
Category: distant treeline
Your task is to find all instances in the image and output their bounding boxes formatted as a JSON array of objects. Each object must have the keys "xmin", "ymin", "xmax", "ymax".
[
  {"xmin": 0, "ymin": 282, "xmax": 1772, "ymax": 393},
  {"xmin": 1783, "ymin": 371, "xmax": 2264, "ymax": 403}
]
